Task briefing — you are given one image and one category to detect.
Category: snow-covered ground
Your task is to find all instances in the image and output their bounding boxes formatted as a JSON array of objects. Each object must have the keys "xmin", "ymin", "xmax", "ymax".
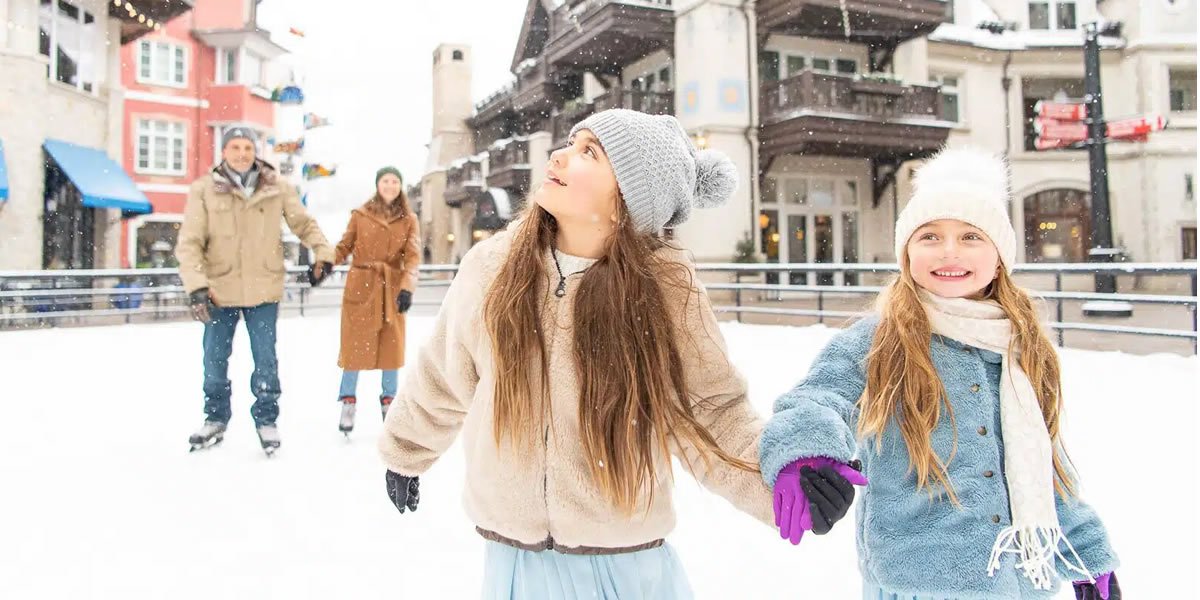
[{"xmin": 1, "ymin": 315, "xmax": 1195, "ymax": 599}]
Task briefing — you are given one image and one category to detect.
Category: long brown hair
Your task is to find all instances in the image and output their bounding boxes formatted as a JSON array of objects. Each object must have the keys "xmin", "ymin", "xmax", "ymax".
[
  {"xmin": 365, "ymin": 188, "xmax": 411, "ymax": 220},
  {"xmin": 483, "ymin": 203, "xmax": 757, "ymax": 514},
  {"xmin": 857, "ymin": 257, "xmax": 1075, "ymax": 503}
]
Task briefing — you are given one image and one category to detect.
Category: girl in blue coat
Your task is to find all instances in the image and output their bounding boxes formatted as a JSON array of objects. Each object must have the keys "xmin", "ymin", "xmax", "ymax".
[{"xmin": 759, "ymin": 148, "xmax": 1120, "ymax": 600}]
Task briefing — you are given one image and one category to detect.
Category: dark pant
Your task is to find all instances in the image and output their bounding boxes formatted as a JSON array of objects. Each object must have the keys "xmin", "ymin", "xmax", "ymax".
[{"xmin": 202, "ymin": 302, "xmax": 281, "ymax": 427}]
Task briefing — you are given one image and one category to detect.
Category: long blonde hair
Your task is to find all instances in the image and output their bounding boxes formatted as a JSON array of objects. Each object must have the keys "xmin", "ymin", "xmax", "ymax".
[
  {"xmin": 857, "ymin": 259, "xmax": 1075, "ymax": 503},
  {"xmin": 482, "ymin": 203, "xmax": 757, "ymax": 514}
]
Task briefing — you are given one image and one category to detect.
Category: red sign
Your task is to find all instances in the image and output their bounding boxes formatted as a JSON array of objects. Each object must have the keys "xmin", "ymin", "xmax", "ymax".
[
  {"xmin": 1034, "ymin": 137, "xmax": 1076, "ymax": 151},
  {"xmin": 1106, "ymin": 115, "xmax": 1167, "ymax": 139},
  {"xmin": 1035, "ymin": 101, "xmax": 1088, "ymax": 121},
  {"xmin": 1034, "ymin": 118, "xmax": 1088, "ymax": 142},
  {"xmin": 1034, "ymin": 114, "xmax": 1168, "ymax": 149}
]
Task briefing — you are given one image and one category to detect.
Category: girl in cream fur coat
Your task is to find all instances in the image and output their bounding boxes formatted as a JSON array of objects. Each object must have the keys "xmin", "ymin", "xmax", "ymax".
[{"xmin": 379, "ymin": 109, "xmax": 775, "ymax": 599}]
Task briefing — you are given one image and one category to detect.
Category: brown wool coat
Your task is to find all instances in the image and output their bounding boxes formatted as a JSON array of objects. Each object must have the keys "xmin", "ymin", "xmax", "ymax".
[
  {"xmin": 335, "ymin": 205, "xmax": 421, "ymax": 371},
  {"xmin": 379, "ymin": 228, "xmax": 774, "ymax": 553}
]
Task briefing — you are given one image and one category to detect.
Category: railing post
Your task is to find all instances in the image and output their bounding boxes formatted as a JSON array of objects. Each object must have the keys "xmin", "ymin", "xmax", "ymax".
[
  {"xmin": 818, "ymin": 288, "xmax": 824, "ymax": 325},
  {"xmin": 1055, "ymin": 272, "xmax": 1064, "ymax": 347},
  {"xmin": 734, "ymin": 272, "xmax": 743, "ymax": 324},
  {"xmin": 1191, "ymin": 271, "xmax": 1197, "ymax": 354}
]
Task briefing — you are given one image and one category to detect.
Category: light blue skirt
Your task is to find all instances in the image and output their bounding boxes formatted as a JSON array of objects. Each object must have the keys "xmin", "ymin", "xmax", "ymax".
[
  {"xmin": 862, "ymin": 581, "xmax": 959, "ymax": 600},
  {"xmin": 482, "ymin": 540, "xmax": 694, "ymax": 600}
]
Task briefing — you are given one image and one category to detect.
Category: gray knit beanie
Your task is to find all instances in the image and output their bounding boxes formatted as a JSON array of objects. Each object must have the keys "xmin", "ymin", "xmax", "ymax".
[
  {"xmin": 221, "ymin": 126, "xmax": 258, "ymax": 149},
  {"xmin": 569, "ymin": 109, "xmax": 738, "ymax": 233}
]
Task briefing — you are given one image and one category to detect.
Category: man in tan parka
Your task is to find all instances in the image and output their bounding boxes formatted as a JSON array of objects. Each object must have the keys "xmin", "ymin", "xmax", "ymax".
[{"xmin": 176, "ymin": 126, "xmax": 335, "ymax": 454}]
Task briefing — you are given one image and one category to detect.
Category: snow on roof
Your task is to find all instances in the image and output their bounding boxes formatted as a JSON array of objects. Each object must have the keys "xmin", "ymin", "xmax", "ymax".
[
  {"xmin": 931, "ymin": 24, "xmax": 1125, "ymax": 51},
  {"xmin": 931, "ymin": 1, "xmax": 1124, "ymax": 51},
  {"xmin": 515, "ymin": 58, "xmax": 539, "ymax": 74},
  {"xmin": 489, "ymin": 134, "xmax": 532, "ymax": 150}
]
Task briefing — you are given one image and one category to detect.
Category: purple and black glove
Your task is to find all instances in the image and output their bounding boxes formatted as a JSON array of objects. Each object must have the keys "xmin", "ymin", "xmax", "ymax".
[
  {"xmin": 1074, "ymin": 572, "xmax": 1120, "ymax": 600},
  {"xmin": 773, "ymin": 457, "xmax": 867, "ymax": 544}
]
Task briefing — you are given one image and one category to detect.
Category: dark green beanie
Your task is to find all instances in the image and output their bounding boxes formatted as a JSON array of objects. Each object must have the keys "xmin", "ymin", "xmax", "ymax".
[{"xmin": 375, "ymin": 166, "xmax": 403, "ymax": 186}]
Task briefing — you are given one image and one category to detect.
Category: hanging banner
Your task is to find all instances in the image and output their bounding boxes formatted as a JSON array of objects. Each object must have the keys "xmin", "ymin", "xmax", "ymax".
[
  {"xmin": 271, "ymin": 85, "xmax": 305, "ymax": 105},
  {"xmin": 303, "ymin": 163, "xmax": 337, "ymax": 180},
  {"xmin": 269, "ymin": 138, "xmax": 305, "ymax": 154},
  {"xmin": 304, "ymin": 112, "xmax": 332, "ymax": 129}
]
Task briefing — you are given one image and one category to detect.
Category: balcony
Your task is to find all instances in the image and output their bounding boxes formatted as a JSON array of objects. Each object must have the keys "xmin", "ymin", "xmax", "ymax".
[
  {"xmin": 758, "ymin": 71, "xmax": 949, "ymax": 166},
  {"xmin": 112, "ymin": 0, "xmax": 194, "ymax": 43},
  {"xmin": 552, "ymin": 89, "xmax": 674, "ymax": 145},
  {"xmin": 205, "ymin": 85, "xmax": 275, "ymax": 130},
  {"xmin": 444, "ymin": 159, "xmax": 485, "ymax": 208},
  {"xmin": 757, "ymin": 0, "xmax": 949, "ymax": 47},
  {"xmin": 486, "ymin": 138, "xmax": 533, "ymax": 193},
  {"xmin": 513, "ymin": 58, "xmax": 568, "ymax": 117},
  {"xmin": 469, "ymin": 85, "xmax": 519, "ymax": 153},
  {"xmin": 544, "ymin": 0, "xmax": 675, "ymax": 74}
]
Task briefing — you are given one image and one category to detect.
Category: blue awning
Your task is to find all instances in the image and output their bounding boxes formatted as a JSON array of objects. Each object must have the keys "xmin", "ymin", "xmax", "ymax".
[
  {"xmin": 43, "ymin": 139, "xmax": 152, "ymax": 214},
  {"xmin": 0, "ymin": 139, "xmax": 9, "ymax": 202}
]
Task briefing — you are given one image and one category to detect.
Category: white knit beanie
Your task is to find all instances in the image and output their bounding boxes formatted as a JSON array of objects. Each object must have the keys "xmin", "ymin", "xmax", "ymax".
[
  {"xmin": 894, "ymin": 147, "xmax": 1017, "ymax": 272},
  {"xmin": 569, "ymin": 109, "xmax": 738, "ymax": 233}
]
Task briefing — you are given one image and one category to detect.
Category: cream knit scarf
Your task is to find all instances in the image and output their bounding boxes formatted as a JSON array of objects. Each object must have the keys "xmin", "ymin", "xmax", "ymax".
[{"xmin": 920, "ymin": 290, "xmax": 1092, "ymax": 588}]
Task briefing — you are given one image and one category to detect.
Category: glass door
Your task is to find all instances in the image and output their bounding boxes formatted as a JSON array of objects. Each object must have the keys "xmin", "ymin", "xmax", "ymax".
[{"xmin": 786, "ymin": 214, "xmax": 808, "ymax": 284}]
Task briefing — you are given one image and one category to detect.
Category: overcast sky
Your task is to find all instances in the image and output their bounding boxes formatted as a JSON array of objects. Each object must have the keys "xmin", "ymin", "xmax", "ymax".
[{"xmin": 256, "ymin": 0, "xmax": 528, "ymax": 218}]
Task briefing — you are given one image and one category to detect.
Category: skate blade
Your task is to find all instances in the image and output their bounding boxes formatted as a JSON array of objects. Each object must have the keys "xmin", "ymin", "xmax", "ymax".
[
  {"xmin": 262, "ymin": 446, "xmax": 278, "ymax": 458},
  {"xmin": 188, "ymin": 435, "xmax": 223, "ymax": 452}
]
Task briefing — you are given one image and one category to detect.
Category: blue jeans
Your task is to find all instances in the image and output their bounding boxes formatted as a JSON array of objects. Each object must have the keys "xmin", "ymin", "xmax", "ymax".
[
  {"xmin": 338, "ymin": 369, "xmax": 399, "ymax": 399},
  {"xmin": 202, "ymin": 302, "xmax": 280, "ymax": 427}
]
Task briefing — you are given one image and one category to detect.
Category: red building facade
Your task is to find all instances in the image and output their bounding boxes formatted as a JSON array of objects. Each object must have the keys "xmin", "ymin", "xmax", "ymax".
[{"xmin": 118, "ymin": 0, "xmax": 284, "ymax": 267}]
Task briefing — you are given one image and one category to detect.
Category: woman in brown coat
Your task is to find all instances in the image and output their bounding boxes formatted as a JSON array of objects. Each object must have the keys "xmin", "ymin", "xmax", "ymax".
[{"xmin": 334, "ymin": 166, "xmax": 421, "ymax": 435}]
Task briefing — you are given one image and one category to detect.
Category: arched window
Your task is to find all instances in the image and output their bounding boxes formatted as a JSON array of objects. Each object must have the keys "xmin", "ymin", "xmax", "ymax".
[{"xmin": 1024, "ymin": 188, "xmax": 1090, "ymax": 262}]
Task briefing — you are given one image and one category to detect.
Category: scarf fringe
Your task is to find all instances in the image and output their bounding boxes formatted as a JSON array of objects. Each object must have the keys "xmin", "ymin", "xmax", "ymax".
[{"xmin": 987, "ymin": 525, "xmax": 1093, "ymax": 589}]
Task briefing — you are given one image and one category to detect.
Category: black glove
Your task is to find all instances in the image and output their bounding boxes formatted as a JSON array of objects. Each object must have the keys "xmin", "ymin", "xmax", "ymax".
[
  {"xmin": 798, "ymin": 459, "xmax": 862, "ymax": 535},
  {"xmin": 188, "ymin": 288, "xmax": 215, "ymax": 323},
  {"xmin": 1074, "ymin": 573, "xmax": 1121, "ymax": 600},
  {"xmin": 308, "ymin": 261, "xmax": 333, "ymax": 287},
  {"xmin": 385, "ymin": 470, "xmax": 419, "ymax": 514},
  {"xmin": 396, "ymin": 290, "xmax": 413, "ymax": 314}
]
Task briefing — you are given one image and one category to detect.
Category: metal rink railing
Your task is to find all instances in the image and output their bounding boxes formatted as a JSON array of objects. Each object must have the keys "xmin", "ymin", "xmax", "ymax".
[{"xmin": 1, "ymin": 262, "xmax": 1195, "ymax": 352}]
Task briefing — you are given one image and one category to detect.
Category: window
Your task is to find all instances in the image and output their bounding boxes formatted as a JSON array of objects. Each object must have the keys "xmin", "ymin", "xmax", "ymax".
[
  {"xmin": 777, "ymin": 53, "xmax": 858, "ymax": 78},
  {"xmin": 758, "ymin": 50, "xmax": 780, "ymax": 82},
  {"xmin": 658, "ymin": 67, "xmax": 671, "ymax": 87},
  {"xmin": 1024, "ymin": 188, "xmax": 1090, "ymax": 262},
  {"xmin": 452, "ymin": 49, "xmax": 464, "ymax": 61},
  {"xmin": 1056, "ymin": 1, "xmax": 1077, "ymax": 29},
  {"xmin": 786, "ymin": 56, "xmax": 806, "ymax": 77},
  {"xmin": 241, "ymin": 52, "xmax": 263, "ymax": 87},
  {"xmin": 782, "ymin": 179, "xmax": 807, "ymax": 205},
  {"xmin": 932, "ymin": 74, "xmax": 962, "ymax": 123},
  {"xmin": 1029, "ymin": 1, "xmax": 1076, "ymax": 30},
  {"xmin": 1169, "ymin": 68, "xmax": 1196, "ymax": 112},
  {"xmin": 137, "ymin": 41, "xmax": 187, "ymax": 86},
  {"xmin": 1186, "ymin": 173, "xmax": 1194, "ymax": 203},
  {"xmin": 218, "ymin": 48, "xmax": 237, "ymax": 84},
  {"xmin": 136, "ymin": 119, "xmax": 186, "ymax": 176},
  {"xmin": 37, "ymin": 0, "xmax": 99, "ymax": 93},
  {"xmin": 1183, "ymin": 227, "xmax": 1197, "ymax": 261}
]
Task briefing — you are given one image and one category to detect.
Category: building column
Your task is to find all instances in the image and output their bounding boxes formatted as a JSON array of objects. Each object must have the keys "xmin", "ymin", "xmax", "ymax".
[
  {"xmin": 671, "ymin": 0, "xmax": 757, "ymax": 263},
  {"xmin": 527, "ymin": 131, "xmax": 552, "ymax": 196}
]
